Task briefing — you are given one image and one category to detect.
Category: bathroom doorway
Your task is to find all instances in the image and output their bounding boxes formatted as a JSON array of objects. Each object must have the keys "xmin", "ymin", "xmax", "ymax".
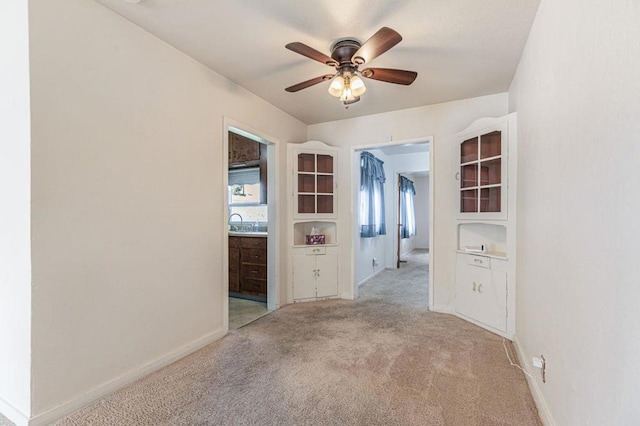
[{"xmin": 223, "ymin": 119, "xmax": 280, "ymax": 331}]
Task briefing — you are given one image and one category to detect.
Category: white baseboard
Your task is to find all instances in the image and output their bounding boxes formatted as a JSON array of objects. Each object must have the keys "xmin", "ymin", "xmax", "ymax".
[
  {"xmin": 357, "ymin": 268, "xmax": 386, "ymax": 287},
  {"xmin": 430, "ymin": 304, "xmax": 453, "ymax": 313},
  {"xmin": 28, "ymin": 328, "xmax": 226, "ymax": 426},
  {"xmin": 512, "ymin": 335, "xmax": 555, "ymax": 426},
  {"xmin": 0, "ymin": 396, "xmax": 29, "ymax": 426}
]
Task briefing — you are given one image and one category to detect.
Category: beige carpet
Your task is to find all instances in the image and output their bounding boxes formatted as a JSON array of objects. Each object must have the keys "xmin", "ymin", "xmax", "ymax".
[{"xmin": 52, "ymin": 249, "xmax": 540, "ymax": 425}]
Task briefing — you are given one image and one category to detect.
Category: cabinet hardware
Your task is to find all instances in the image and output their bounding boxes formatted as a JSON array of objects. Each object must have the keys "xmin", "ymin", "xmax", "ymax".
[
  {"xmin": 472, "ymin": 282, "xmax": 477, "ymax": 292},
  {"xmin": 477, "ymin": 283, "xmax": 483, "ymax": 293},
  {"xmin": 455, "ymin": 171, "xmax": 460, "ymax": 181}
]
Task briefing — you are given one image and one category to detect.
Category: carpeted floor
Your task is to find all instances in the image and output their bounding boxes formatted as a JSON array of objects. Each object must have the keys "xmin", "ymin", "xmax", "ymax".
[{"xmin": 52, "ymin": 249, "xmax": 540, "ymax": 425}]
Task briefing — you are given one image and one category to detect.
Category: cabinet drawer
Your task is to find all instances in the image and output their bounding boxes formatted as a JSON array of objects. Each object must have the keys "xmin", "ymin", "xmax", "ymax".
[
  {"xmin": 241, "ymin": 248, "xmax": 267, "ymax": 265},
  {"xmin": 240, "ymin": 278, "xmax": 266, "ymax": 296},
  {"xmin": 241, "ymin": 237, "xmax": 267, "ymax": 249},
  {"xmin": 229, "ymin": 237, "xmax": 241, "ymax": 248},
  {"xmin": 305, "ymin": 246, "xmax": 326, "ymax": 255},
  {"xmin": 241, "ymin": 264, "xmax": 267, "ymax": 280},
  {"xmin": 467, "ymin": 254, "xmax": 491, "ymax": 269}
]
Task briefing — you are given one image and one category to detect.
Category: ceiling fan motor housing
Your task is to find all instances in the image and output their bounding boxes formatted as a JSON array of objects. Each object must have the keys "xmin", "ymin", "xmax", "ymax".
[{"xmin": 330, "ymin": 38, "xmax": 363, "ymax": 65}]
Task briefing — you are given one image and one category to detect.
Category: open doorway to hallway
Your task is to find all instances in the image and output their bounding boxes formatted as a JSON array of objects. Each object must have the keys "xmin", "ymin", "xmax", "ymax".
[{"xmin": 352, "ymin": 139, "xmax": 432, "ymax": 306}]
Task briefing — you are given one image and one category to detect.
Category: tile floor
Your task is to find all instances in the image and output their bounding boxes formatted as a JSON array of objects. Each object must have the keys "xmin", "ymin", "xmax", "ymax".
[{"xmin": 228, "ymin": 297, "xmax": 270, "ymax": 330}]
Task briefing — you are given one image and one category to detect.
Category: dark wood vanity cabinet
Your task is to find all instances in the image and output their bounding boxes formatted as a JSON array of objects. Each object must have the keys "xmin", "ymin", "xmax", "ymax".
[
  {"xmin": 229, "ymin": 236, "xmax": 267, "ymax": 299},
  {"xmin": 228, "ymin": 238, "xmax": 241, "ymax": 293}
]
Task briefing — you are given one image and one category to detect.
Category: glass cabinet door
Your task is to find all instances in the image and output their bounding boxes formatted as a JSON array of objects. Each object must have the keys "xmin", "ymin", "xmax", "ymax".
[
  {"xmin": 295, "ymin": 151, "xmax": 336, "ymax": 217},
  {"xmin": 458, "ymin": 125, "xmax": 506, "ymax": 219}
]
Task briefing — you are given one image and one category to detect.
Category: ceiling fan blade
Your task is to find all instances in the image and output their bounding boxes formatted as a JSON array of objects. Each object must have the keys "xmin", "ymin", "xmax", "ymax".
[
  {"xmin": 286, "ymin": 42, "xmax": 338, "ymax": 66},
  {"xmin": 352, "ymin": 27, "xmax": 403, "ymax": 65},
  {"xmin": 360, "ymin": 68, "xmax": 417, "ymax": 85},
  {"xmin": 285, "ymin": 74, "xmax": 336, "ymax": 92}
]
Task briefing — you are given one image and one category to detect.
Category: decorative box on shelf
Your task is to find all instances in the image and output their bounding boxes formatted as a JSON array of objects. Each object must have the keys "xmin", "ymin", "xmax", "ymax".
[{"xmin": 306, "ymin": 235, "xmax": 325, "ymax": 245}]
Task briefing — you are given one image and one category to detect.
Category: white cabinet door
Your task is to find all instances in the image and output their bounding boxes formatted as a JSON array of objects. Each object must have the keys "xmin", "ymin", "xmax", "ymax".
[
  {"xmin": 455, "ymin": 261, "xmax": 485, "ymax": 321},
  {"xmin": 475, "ymin": 270, "xmax": 507, "ymax": 332},
  {"xmin": 455, "ymin": 255, "xmax": 507, "ymax": 333},
  {"xmin": 292, "ymin": 255, "xmax": 317, "ymax": 300},
  {"xmin": 316, "ymin": 254, "xmax": 338, "ymax": 298}
]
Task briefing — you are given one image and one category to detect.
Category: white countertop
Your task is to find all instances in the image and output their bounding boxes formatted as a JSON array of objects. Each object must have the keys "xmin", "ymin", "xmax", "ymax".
[{"xmin": 228, "ymin": 231, "xmax": 268, "ymax": 238}]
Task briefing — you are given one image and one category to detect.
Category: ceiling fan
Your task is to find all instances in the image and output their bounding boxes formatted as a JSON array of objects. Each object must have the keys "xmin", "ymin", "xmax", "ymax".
[{"xmin": 285, "ymin": 27, "xmax": 417, "ymax": 108}]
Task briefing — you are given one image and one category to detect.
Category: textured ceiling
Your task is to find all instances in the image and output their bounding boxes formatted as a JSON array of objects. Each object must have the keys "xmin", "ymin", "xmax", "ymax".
[{"xmin": 95, "ymin": 0, "xmax": 539, "ymax": 124}]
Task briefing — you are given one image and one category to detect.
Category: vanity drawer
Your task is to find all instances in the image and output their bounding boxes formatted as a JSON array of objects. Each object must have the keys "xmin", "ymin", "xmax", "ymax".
[
  {"xmin": 241, "ymin": 264, "xmax": 267, "ymax": 280},
  {"xmin": 241, "ymin": 237, "xmax": 267, "ymax": 249},
  {"xmin": 241, "ymin": 248, "xmax": 267, "ymax": 265},
  {"xmin": 467, "ymin": 254, "xmax": 491, "ymax": 269},
  {"xmin": 240, "ymin": 278, "xmax": 267, "ymax": 296}
]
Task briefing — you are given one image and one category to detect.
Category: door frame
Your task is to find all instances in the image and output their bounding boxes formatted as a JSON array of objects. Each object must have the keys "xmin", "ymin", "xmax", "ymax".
[
  {"xmin": 222, "ymin": 117, "xmax": 281, "ymax": 333},
  {"xmin": 349, "ymin": 136, "xmax": 435, "ymax": 310}
]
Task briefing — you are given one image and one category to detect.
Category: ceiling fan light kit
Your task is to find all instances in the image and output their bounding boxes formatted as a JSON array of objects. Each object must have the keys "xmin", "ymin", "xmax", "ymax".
[{"xmin": 285, "ymin": 27, "xmax": 418, "ymax": 109}]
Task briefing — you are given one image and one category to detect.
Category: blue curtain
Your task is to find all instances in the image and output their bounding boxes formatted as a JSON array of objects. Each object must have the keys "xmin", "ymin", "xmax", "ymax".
[
  {"xmin": 360, "ymin": 152, "xmax": 386, "ymax": 238},
  {"xmin": 399, "ymin": 176, "xmax": 416, "ymax": 239}
]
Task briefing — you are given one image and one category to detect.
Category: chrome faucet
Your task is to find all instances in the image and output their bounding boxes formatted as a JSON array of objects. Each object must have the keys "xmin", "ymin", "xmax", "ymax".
[{"xmin": 228, "ymin": 213, "xmax": 243, "ymax": 226}]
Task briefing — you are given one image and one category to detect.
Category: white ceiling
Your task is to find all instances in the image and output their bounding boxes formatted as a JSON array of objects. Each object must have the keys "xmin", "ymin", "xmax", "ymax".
[{"xmin": 95, "ymin": 0, "xmax": 539, "ymax": 124}]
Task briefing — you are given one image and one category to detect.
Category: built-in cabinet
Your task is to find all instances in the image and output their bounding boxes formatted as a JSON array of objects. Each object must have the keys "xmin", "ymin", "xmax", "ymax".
[
  {"xmin": 292, "ymin": 246, "xmax": 339, "ymax": 300},
  {"xmin": 453, "ymin": 114, "xmax": 517, "ymax": 339},
  {"xmin": 455, "ymin": 253, "xmax": 507, "ymax": 332},
  {"xmin": 288, "ymin": 141, "xmax": 341, "ymax": 303},
  {"xmin": 229, "ymin": 132, "xmax": 261, "ymax": 167},
  {"xmin": 229, "ymin": 235, "xmax": 267, "ymax": 300}
]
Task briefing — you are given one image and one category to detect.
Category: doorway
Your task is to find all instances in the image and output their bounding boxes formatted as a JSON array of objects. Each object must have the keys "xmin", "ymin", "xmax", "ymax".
[
  {"xmin": 223, "ymin": 119, "xmax": 280, "ymax": 332},
  {"xmin": 351, "ymin": 137, "xmax": 433, "ymax": 307}
]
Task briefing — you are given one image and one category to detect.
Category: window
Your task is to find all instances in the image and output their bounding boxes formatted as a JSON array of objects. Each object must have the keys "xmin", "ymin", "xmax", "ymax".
[
  {"xmin": 360, "ymin": 152, "xmax": 386, "ymax": 238},
  {"xmin": 399, "ymin": 176, "xmax": 416, "ymax": 239},
  {"xmin": 228, "ymin": 168, "xmax": 261, "ymax": 205}
]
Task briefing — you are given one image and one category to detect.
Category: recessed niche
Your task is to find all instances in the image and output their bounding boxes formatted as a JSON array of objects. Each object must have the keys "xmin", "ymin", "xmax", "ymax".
[
  {"xmin": 293, "ymin": 221, "xmax": 337, "ymax": 246},
  {"xmin": 458, "ymin": 222, "xmax": 507, "ymax": 257}
]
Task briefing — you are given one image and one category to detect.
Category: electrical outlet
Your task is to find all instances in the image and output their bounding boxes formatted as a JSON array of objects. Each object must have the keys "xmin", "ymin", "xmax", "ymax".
[{"xmin": 532, "ymin": 355, "xmax": 546, "ymax": 383}]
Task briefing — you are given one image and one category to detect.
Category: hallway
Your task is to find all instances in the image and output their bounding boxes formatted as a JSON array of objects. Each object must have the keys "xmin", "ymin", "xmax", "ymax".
[{"xmin": 359, "ymin": 248, "xmax": 429, "ymax": 308}]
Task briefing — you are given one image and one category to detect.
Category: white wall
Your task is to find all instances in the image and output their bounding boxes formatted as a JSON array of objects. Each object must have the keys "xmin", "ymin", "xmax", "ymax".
[
  {"xmin": 308, "ymin": 94, "xmax": 508, "ymax": 308},
  {"xmin": 28, "ymin": 0, "xmax": 306, "ymax": 420},
  {"xmin": 413, "ymin": 175, "xmax": 430, "ymax": 249},
  {"xmin": 0, "ymin": 1, "xmax": 32, "ymax": 424},
  {"xmin": 509, "ymin": 0, "xmax": 640, "ymax": 424}
]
